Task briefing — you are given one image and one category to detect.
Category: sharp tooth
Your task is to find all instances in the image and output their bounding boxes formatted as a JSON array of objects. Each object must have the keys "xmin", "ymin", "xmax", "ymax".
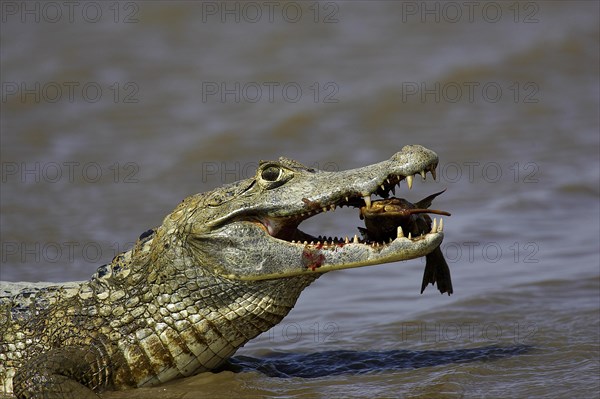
[
  {"xmin": 408, "ymin": 232, "xmax": 412, "ymax": 240},
  {"xmin": 291, "ymin": 240, "xmax": 295, "ymax": 243},
  {"xmin": 323, "ymin": 207, "xmax": 328, "ymax": 213},
  {"xmin": 430, "ymin": 167, "xmax": 437, "ymax": 180},
  {"xmin": 345, "ymin": 236, "xmax": 349, "ymax": 244},
  {"xmin": 431, "ymin": 218, "xmax": 437, "ymax": 233},
  {"xmin": 345, "ymin": 196, "xmax": 349, "ymax": 202},
  {"xmin": 330, "ymin": 204, "xmax": 336, "ymax": 211},
  {"xmin": 406, "ymin": 175, "xmax": 413, "ymax": 190},
  {"xmin": 387, "ymin": 178, "xmax": 391, "ymax": 184},
  {"xmin": 353, "ymin": 234, "xmax": 359, "ymax": 244},
  {"xmin": 303, "ymin": 241, "xmax": 308, "ymax": 245},
  {"xmin": 420, "ymin": 170, "xmax": 426, "ymax": 180},
  {"xmin": 380, "ymin": 184, "xmax": 385, "ymax": 191},
  {"xmin": 439, "ymin": 218, "xmax": 444, "ymax": 232},
  {"xmin": 310, "ymin": 241, "xmax": 314, "ymax": 245},
  {"xmin": 397, "ymin": 226, "xmax": 404, "ymax": 238},
  {"xmin": 363, "ymin": 195, "xmax": 372, "ymax": 208},
  {"xmin": 317, "ymin": 241, "xmax": 321, "ymax": 246}
]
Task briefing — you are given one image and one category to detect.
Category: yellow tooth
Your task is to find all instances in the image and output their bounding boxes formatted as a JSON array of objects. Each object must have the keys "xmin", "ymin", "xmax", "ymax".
[
  {"xmin": 397, "ymin": 226, "xmax": 404, "ymax": 238},
  {"xmin": 431, "ymin": 218, "xmax": 437, "ymax": 233},
  {"xmin": 353, "ymin": 234, "xmax": 359, "ymax": 243},
  {"xmin": 420, "ymin": 170, "xmax": 426, "ymax": 180},
  {"xmin": 345, "ymin": 196, "xmax": 349, "ymax": 202},
  {"xmin": 439, "ymin": 218, "xmax": 444, "ymax": 232},
  {"xmin": 430, "ymin": 167, "xmax": 437, "ymax": 180},
  {"xmin": 363, "ymin": 195, "xmax": 372, "ymax": 208},
  {"xmin": 345, "ymin": 236, "xmax": 349, "ymax": 244},
  {"xmin": 330, "ymin": 204, "xmax": 336, "ymax": 211},
  {"xmin": 408, "ymin": 232, "xmax": 412, "ymax": 240},
  {"xmin": 406, "ymin": 175, "xmax": 413, "ymax": 189}
]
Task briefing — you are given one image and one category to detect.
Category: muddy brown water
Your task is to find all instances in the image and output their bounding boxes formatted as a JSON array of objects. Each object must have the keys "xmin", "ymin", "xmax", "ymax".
[{"xmin": 1, "ymin": 2, "xmax": 598, "ymax": 398}]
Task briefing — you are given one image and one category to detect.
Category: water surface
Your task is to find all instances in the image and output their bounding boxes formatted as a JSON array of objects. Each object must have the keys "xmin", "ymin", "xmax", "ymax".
[{"xmin": 1, "ymin": 1, "xmax": 598, "ymax": 398}]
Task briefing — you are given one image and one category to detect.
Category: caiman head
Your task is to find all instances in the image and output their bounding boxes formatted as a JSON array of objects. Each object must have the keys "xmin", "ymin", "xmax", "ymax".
[{"xmin": 155, "ymin": 145, "xmax": 448, "ymax": 286}]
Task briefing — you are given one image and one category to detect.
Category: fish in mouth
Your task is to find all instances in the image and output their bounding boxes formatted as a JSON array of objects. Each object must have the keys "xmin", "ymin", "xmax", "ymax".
[{"xmin": 358, "ymin": 190, "xmax": 453, "ymax": 295}]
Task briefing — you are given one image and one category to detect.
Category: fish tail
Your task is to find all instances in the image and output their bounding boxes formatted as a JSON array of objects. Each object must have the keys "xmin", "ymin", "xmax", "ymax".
[{"xmin": 421, "ymin": 246, "xmax": 453, "ymax": 295}]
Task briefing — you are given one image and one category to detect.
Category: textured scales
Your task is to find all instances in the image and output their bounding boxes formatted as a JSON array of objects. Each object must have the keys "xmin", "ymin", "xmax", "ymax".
[{"xmin": 0, "ymin": 145, "xmax": 449, "ymax": 398}]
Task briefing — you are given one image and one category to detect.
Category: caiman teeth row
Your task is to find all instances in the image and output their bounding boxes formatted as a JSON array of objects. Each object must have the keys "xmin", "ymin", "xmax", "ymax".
[
  {"xmin": 429, "ymin": 217, "xmax": 443, "ymax": 234},
  {"xmin": 362, "ymin": 165, "xmax": 438, "ymax": 209},
  {"xmin": 290, "ymin": 217, "xmax": 444, "ymax": 247},
  {"xmin": 303, "ymin": 164, "xmax": 438, "ymax": 213}
]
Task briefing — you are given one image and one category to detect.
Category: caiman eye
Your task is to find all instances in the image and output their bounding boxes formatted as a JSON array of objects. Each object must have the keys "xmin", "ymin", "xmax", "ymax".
[
  {"xmin": 261, "ymin": 166, "xmax": 282, "ymax": 182},
  {"xmin": 257, "ymin": 163, "xmax": 293, "ymax": 189}
]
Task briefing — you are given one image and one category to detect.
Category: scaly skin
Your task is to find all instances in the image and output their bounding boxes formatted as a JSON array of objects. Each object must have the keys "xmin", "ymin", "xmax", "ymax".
[{"xmin": 0, "ymin": 145, "xmax": 450, "ymax": 398}]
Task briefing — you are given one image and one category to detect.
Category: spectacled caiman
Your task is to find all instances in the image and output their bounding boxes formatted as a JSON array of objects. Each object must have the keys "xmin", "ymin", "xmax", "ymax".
[{"xmin": 0, "ymin": 145, "xmax": 453, "ymax": 398}]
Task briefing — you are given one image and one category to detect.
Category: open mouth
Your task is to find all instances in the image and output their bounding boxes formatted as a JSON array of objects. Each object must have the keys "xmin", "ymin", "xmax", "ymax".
[{"xmin": 251, "ymin": 165, "xmax": 449, "ymax": 249}]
